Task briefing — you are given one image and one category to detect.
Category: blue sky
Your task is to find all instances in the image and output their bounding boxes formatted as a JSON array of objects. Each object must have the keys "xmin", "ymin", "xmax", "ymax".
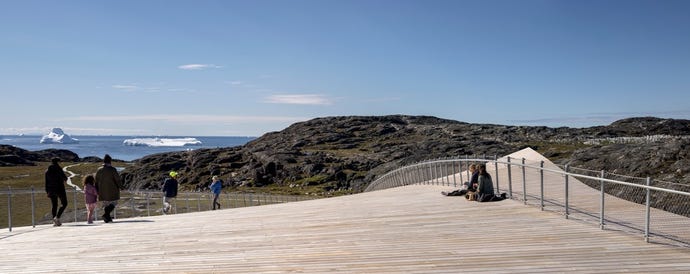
[{"xmin": 1, "ymin": 0, "xmax": 689, "ymax": 136}]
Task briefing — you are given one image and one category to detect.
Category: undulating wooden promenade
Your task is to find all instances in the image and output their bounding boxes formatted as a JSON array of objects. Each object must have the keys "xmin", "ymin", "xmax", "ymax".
[{"xmin": 2, "ymin": 149, "xmax": 690, "ymax": 273}]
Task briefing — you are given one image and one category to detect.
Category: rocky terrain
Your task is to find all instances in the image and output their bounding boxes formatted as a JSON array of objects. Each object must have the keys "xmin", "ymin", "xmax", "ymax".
[
  {"xmin": 119, "ymin": 116, "xmax": 689, "ymax": 195},
  {"xmin": 0, "ymin": 145, "xmax": 80, "ymax": 166},
  {"xmin": 2, "ymin": 116, "xmax": 689, "ymax": 197}
]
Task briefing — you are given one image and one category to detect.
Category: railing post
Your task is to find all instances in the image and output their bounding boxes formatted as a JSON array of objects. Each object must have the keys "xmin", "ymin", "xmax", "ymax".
[
  {"xmin": 645, "ymin": 177, "xmax": 651, "ymax": 243},
  {"xmin": 197, "ymin": 194, "xmax": 201, "ymax": 211},
  {"xmin": 423, "ymin": 163, "xmax": 431, "ymax": 185},
  {"xmin": 452, "ymin": 160, "xmax": 457, "ymax": 187},
  {"xmin": 131, "ymin": 193, "xmax": 136, "ymax": 218},
  {"xmin": 416, "ymin": 165, "xmax": 421, "ymax": 185},
  {"xmin": 507, "ymin": 156, "xmax": 513, "ymax": 198},
  {"xmin": 540, "ymin": 161, "xmax": 544, "ymax": 211},
  {"xmin": 186, "ymin": 193, "xmax": 190, "ymax": 213},
  {"xmin": 8, "ymin": 186, "xmax": 12, "ymax": 232},
  {"xmin": 146, "ymin": 192, "xmax": 150, "ymax": 217},
  {"xmin": 440, "ymin": 161, "xmax": 446, "ymax": 185},
  {"xmin": 599, "ymin": 170, "xmax": 606, "ymax": 230},
  {"xmin": 458, "ymin": 162, "xmax": 463, "ymax": 184},
  {"xmin": 465, "ymin": 155, "xmax": 469, "ymax": 180},
  {"xmin": 31, "ymin": 186, "xmax": 36, "ymax": 228},
  {"xmin": 564, "ymin": 164, "xmax": 569, "ymax": 219},
  {"xmin": 74, "ymin": 188, "xmax": 78, "ymax": 222},
  {"xmin": 494, "ymin": 155, "xmax": 499, "ymax": 193},
  {"xmin": 521, "ymin": 158, "xmax": 527, "ymax": 204}
]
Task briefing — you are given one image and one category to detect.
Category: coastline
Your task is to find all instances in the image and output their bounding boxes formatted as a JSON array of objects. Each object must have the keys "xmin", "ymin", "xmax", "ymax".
[{"xmin": 0, "ymin": 135, "xmax": 255, "ymax": 162}]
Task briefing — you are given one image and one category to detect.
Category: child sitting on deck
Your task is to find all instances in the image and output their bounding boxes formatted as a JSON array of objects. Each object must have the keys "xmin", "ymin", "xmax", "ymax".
[{"xmin": 441, "ymin": 164, "xmax": 478, "ymax": 196}]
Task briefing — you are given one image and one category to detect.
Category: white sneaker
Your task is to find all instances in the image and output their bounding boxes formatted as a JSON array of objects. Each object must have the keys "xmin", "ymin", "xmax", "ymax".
[{"xmin": 53, "ymin": 217, "xmax": 62, "ymax": 227}]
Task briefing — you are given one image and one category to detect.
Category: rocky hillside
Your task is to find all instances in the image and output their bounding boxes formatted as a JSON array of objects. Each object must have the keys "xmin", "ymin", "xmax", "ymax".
[
  {"xmin": 0, "ymin": 145, "xmax": 80, "ymax": 166},
  {"xmin": 117, "ymin": 116, "xmax": 690, "ymax": 195}
]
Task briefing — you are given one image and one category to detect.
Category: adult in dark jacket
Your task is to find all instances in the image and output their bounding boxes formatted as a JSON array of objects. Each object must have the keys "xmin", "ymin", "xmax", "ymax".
[
  {"xmin": 45, "ymin": 157, "xmax": 68, "ymax": 226},
  {"xmin": 476, "ymin": 164, "xmax": 506, "ymax": 202},
  {"xmin": 162, "ymin": 171, "xmax": 179, "ymax": 214},
  {"xmin": 95, "ymin": 154, "xmax": 123, "ymax": 223}
]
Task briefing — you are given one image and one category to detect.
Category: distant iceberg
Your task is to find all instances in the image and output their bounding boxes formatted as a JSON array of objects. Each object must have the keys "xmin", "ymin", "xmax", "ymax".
[
  {"xmin": 123, "ymin": 137, "xmax": 202, "ymax": 147},
  {"xmin": 40, "ymin": 128, "xmax": 79, "ymax": 144}
]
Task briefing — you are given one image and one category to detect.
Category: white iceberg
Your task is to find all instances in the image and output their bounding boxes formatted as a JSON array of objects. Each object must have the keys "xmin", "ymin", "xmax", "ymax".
[
  {"xmin": 40, "ymin": 128, "xmax": 79, "ymax": 144},
  {"xmin": 123, "ymin": 137, "xmax": 202, "ymax": 147}
]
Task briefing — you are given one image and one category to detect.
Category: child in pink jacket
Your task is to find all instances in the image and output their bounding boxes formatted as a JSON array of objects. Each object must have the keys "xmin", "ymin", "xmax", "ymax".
[{"xmin": 83, "ymin": 175, "xmax": 98, "ymax": 224}]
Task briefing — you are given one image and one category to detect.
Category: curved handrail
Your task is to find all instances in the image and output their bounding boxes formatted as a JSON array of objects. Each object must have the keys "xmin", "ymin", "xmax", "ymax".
[{"xmin": 365, "ymin": 156, "xmax": 690, "ymax": 246}]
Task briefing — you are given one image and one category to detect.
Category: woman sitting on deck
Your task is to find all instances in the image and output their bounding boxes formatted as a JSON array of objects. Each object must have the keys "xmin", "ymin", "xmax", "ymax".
[{"xmin": 475, "ymin": 164, "xmax": 506, "ymax": 202}]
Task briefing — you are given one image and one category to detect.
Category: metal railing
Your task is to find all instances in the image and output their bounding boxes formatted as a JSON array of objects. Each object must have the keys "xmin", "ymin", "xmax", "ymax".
[
  {"xmin": 2, "ymin": 188, "xmax": 315, "ymax": 231},
  {"xmin": 365, "ymin": 155, "xmax": 690, "ymax": 246}
]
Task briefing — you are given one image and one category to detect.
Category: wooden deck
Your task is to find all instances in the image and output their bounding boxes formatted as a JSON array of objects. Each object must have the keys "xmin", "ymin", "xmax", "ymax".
[
  {"xmin": 2, "ymin": 148, "xmax": 690, "ymax": 273},
  {"xmin": 2, "ymin": 183, "xmax": 690, "ymax": 273}
]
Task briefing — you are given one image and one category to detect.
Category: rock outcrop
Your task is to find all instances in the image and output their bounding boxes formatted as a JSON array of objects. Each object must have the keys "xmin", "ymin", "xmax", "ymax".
[
  {"xmin": 0, "ymin": 145, "xmax": 80, "ymax": 166},
  {"xmin": 119, "ymin": 115, "xmax": 690, "ymax": 195}
]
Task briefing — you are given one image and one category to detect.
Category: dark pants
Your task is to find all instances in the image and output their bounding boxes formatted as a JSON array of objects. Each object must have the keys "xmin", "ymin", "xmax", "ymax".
[
  {"xmin": 49, "ymin": 192, "xmax": 68, "ymax": 218},
  {"xmin": 104, "ymin": 204, "xmax": 115, "ymax": 217},
  {"xmin": 213, "ymin": 194, "xmax": 221, "ymax": 210},
  {"xmin": 477, "ymin": 193, "xmax": 506, "ymax": 202}
]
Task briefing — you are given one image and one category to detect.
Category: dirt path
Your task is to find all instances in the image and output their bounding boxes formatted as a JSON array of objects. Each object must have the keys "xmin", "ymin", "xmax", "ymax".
[{"xmin": 62, "ymin": 164, "xmax": 81, "ymax": 191}]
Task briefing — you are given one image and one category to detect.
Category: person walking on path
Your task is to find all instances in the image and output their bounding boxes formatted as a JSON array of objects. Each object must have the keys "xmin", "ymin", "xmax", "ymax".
[
  {"xmin": 83, "ymin": 175, "xmax": 98, "ymax": 224},
  {"xmin": 95, "ymin": 154, "xmax": 123, "ymax": 223},
  {"xmin": 210, "ymin": 175, "xmax": 223, "ymax": 210},
  {"xmin": 162, "ymin": 171, "xmax": 179, "ymax": 214},
  {"xmin": 45, "ymin": 157, "xmax": 68, "ymax": 226}
]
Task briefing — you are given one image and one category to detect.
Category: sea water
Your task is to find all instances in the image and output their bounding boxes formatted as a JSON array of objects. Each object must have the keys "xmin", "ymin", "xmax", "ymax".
[{"xmin": 0, "ymin": 135, "xmax": 255, "ymax": 161}]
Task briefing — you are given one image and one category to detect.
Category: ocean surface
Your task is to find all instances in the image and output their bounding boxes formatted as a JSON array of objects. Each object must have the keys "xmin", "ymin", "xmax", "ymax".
[{"xmin": 0, "ymin": 135, "xmax": 255, "ymax": 161}]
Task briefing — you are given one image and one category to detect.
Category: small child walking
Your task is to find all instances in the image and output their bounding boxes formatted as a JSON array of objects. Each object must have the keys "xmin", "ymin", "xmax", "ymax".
[{"xmin": 83, "ymin": 175, "xmax": 98, "ymax": 224}]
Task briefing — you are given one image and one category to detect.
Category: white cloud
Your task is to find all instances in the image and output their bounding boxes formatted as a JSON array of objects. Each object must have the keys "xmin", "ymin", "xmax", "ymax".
[
  {"xmin": 111, "ymin": 84, "xmax": 194, "ymax": 93},
  {"xmin": 112, "ymin": 85, "xmax": 139, "ymax": 91},
  {"xmin": 178, "ymin": 64, "xmax": 222, "ymax": 70},
  {"xmin": 264, "ymin": 94, "xmax": 333, "ymax": 106},
  {"xmin": 229, "ymin": 81, "xmax": 243, "ymax": 86}
]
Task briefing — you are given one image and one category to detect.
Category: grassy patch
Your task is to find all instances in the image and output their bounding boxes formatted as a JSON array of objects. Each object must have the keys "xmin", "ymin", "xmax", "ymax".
[{"xmin": 0, "ymin": 162, "xmax": 128, "ymax": 190}]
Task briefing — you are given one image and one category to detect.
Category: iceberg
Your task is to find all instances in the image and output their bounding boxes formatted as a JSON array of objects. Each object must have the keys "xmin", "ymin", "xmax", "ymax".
[
  {"xmin": 40, "ymin": 128, "xmax": 79, "ymax": 144},
  {"xmin": 123, "ymin": 137, "xmax": 202, "ymax": 147}
]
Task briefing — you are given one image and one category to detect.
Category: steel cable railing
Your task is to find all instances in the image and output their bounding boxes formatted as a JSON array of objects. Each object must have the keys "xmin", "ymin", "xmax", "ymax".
[
  {"xmin": 1, "ymin": 188, "xmax": 315, "ymax": 231},
  {"xmin": 365, "ymin": 155, "xmax": 690, "ymax": 246}
]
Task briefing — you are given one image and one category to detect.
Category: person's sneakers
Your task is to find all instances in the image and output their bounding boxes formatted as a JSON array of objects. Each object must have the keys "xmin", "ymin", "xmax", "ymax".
[
  {"xmin": 87, "ymin": 220, "xmax": 93, "ymax": 224},
  {"xmin": 441, "ymin": 191, "xmax": 448, "ymax": 196},
  {"xmin": 102, "ymin": 214, "xmax": 112, "ymax": 223},
  {"xmin": 500, "ymin": 193, "xmax": 507, "ymax": 199},
  {"xmin": 53, "ymin": 217, "xmax": 62, "ymax": 226}
]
